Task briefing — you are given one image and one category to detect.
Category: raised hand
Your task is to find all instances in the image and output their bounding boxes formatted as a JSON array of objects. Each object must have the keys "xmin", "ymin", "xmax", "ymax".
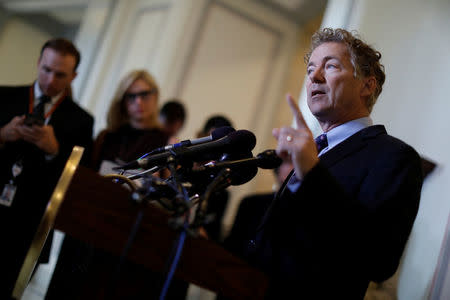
[{"xmin": 273, "ymin": 94, "xmax": 319, "ymax": 180}]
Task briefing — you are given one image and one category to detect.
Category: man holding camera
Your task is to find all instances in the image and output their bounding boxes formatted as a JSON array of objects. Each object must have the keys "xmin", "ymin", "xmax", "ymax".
[{"xmin": 0, "ymin": 38, "xmax": 93, "ymax": 298}]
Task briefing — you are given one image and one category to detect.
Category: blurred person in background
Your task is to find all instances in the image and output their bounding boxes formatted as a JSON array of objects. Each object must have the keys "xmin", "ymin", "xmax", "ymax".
[
  {"xmin": 0, "ymin": 38, "xmax": 93, "ymax": 299},
  {"xmin": 159, "ymin": 99, "xmax": 186, "ymax": 144},
  {"xmin": 91, "ymin": 69, "xmax": 168, "ymax": 171}
]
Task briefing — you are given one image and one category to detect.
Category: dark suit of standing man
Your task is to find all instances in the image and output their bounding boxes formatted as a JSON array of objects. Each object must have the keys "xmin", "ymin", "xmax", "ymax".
[
  {"xmin": 248, "ymin": 28, "xmax": 423, "ymax": 299},
  {"xmin": 0, "ymin": 38, "xmax": 93, "ymax": 298}
]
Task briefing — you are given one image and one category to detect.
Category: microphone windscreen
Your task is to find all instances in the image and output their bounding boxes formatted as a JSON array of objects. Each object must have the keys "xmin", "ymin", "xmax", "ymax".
[
  {"xmin": 210, "ymin": 126, "xmax": 235, "ymax": 140},
  {"xmin": 225, "ymin": 130, "xmax": 256, "ymax": 153},
  {"xmin": 198, "ymin": 129, "xmax": 256, "ymax": 162},
  {"xmin": 218, "ymin": 151, "xmax": 257, "ymax": 185},
  {"xmin": 230, "ymin": 164, "xmax": 258, "ymax": 185},
  {"xmin": 257, "ymin": 150, "xmax": 282, "ymax": 169}
]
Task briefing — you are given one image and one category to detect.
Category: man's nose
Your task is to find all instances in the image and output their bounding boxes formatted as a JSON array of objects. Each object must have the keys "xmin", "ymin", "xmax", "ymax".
[
  {"xmin": 48, "ymin": 73, "xmax": 56, "ymax": 84},
  {"xmin": 309, "ymin": 67, "xmax": 325, "ymax": 83}
]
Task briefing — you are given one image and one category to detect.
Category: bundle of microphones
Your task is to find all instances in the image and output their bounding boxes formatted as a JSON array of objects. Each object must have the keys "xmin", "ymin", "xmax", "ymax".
[{"xmin": 114, "ymin": 126, "xmax": 282, "ymax": 232}]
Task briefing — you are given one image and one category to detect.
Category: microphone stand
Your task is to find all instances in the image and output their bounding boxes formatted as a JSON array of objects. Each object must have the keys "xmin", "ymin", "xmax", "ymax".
[
  {"xmin": 105, "ymin": 153, "xmax": 241, "ymax": 299},
  {"xmin": 104, "ymin": 168, "xmax": 176, "ymax": 299},
  {"xmin": 159, "ymin": 165, "xmax": 233, "ymax": 299},
  {"xmin": 158, "ymin": 155, "xmax": 192, "ymax": 300},
  {"xmin": 104, "ymin": 156, "xmax": 184, "ymax": 300},
  {"xmin": 126, "ymin": 165, "xmax": 161, "ymax": 180},
  {"xmin": 192, "ymin": 168, "xmax": 231, "ymax": 230}
]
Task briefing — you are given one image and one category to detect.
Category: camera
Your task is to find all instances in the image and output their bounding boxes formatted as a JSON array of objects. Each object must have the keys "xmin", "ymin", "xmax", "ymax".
[{"xmin": 24, "ymin": 114, "xmax": 44, "ymax": 126}]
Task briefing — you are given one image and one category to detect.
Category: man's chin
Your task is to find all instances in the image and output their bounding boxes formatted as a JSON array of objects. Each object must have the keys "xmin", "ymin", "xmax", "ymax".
[
  {"xmin": 43, "ymin": 89, "xmax": 60, "ymax": 97},
  {"xmin": 310, "ymin": 106, "xmax": 331, "ymax": 119}
]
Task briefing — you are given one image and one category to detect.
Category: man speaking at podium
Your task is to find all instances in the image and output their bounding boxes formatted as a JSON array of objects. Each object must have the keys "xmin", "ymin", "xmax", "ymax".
[
  {"xmin": 0, "ymin": 38, "xmax": 93, "ymax": 298},
  {"xmin": 249, "ymin": 28, "xmax": 423, "ymax": 299}
]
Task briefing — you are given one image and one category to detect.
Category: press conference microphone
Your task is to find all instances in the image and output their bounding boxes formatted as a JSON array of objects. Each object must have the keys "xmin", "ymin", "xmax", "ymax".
[
  {"xmin": 145, "ymin": 126, "xmax": 235, "ymax": 156},
  {"xmin": 181, "ymin": 152, "xmax": 258, "ymax": 192},
  {"xmin": 226, "ymin": 159, "xmax": 258, "ymax": 185},
  {"xmin": 200, "ymin": 149, "xmax": 282, "ymax": 171},
  {"xmin": 117, "ymin": 129, "xmax": 256, "ymax": 170},
  {"xmin": 255, "ymin": 149, "xmax": 283, "ymax": 169},
  {"xmin": 186, "ymin": 150, "xmax": 280, "ymax": 188},
  {"xmin": 210, "ymin": 151, "xmax": 258, "ymax": 186}
]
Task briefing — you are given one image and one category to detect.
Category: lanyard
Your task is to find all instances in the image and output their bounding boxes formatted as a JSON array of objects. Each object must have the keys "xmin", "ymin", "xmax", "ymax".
[{"xmin": 28, "ymin": 86, "xmax": 66, "ymax": 119}]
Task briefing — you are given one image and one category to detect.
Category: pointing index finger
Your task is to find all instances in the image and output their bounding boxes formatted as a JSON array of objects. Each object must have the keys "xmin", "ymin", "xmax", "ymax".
[{"xmin": 286, "ymin": 94, "xmax": 308, "ymax": 130}]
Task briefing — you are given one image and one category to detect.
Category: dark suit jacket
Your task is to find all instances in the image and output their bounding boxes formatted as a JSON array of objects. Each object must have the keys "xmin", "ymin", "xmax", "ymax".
[
  {"xmin": 224, "ymin": 192, "xmax": 274, "ymax": 259},
  {"xmin": 249, "ymin": 125, "xmax": 423, "ymax": 299},
  {"xmin": 0, "ymin": 85, "xmax": 93, "ymax": 297}
]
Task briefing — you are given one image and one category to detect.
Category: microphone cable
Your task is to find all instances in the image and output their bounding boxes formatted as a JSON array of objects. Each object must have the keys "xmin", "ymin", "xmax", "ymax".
[
  {"xmin": 158, "ymin": 223, "xmax": 188, "ymax": 300},
  {"xmin": 104, "ymin": 171, "xmax": 181, "ymax": 299}
]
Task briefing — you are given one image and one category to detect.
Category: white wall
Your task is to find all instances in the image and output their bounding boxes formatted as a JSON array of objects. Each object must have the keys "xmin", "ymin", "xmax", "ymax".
[{"xmin": 315, "ymin": 0, "xmax": 450, "ymax": 299}]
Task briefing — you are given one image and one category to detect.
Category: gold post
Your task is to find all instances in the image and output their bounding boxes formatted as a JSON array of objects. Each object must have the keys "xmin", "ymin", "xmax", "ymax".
[{"xmin": 12, "ymin": 146, "xmax": 84, "ymax": 299}]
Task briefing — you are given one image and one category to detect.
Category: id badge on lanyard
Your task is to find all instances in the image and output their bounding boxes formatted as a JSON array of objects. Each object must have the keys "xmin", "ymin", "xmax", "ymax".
[{"xmin": 0, "ymin": 160, "xmax": 23, "ymax": 207}]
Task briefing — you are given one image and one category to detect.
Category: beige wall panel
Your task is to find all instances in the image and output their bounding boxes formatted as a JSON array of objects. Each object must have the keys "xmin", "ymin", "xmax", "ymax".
[
  {"xmin": 178, "ymin": 3, "xmax": 279, "ymax": 138},
  {"xmin": 0, "ymin": 17, "xmax": 50, "ymax": 85},
  {"xmin": 120, "ymin": 7, "xmax": 168, "ymax": 75}
]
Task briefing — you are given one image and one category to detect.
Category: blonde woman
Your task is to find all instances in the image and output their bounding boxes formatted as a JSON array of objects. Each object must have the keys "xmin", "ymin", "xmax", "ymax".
[{"xmin": 92, "ymin": 69, "xmax": 169, "ymax": 170}]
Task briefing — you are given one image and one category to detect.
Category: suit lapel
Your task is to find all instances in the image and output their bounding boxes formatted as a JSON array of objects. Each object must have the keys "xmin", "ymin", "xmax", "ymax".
[{"xmin": 319, "ymin": 125, "xmax": 386, "ymax": 168}]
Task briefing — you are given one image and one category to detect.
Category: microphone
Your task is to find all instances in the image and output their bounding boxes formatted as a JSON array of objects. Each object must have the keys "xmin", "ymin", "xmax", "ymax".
[
  {"xmin": 184, "ymin": 150, "xmax": 281, "ymax": 189},
  {"xmin": 144, "ymin": 126, "xmax": 235, "ymax": 156},
  {"xmin": 215, "ymin": 151, "xmax": 258, "ymax": 185},
  {"xmin": 200, "ymin": 149, "xmax": 282, "ymax": 171},
  {"xmin": 255, "ymin": 149, "xmax": 283, "ymax": 169},
  {"xmin": 180, "ymin": 151, "xmax": 258, "ymax": 192},
  {"xmin": 117, "ymin": 129, "xmax": 257, "ymax": 170}
]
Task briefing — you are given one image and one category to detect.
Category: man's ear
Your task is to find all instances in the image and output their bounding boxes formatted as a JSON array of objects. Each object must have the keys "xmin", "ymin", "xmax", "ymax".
[
  {"xmin": 361, "ymin": 76, "xmax": 376, "ymax": 98},
  {"xmin": 70, "ymin": 71, "xmax": 78, "ymax": 82}
]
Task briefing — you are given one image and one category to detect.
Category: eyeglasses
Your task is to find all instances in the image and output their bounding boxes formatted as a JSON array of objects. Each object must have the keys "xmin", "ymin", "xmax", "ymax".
[{"xmin": 124, "ymin": 89, "xmax": 157, "ymax": 102}]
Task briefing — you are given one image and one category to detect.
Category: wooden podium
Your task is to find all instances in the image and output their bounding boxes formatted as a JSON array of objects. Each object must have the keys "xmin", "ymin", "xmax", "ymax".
[{"xmin": 19, "ymin": 148, "xmax": 267, "ymax": 299}]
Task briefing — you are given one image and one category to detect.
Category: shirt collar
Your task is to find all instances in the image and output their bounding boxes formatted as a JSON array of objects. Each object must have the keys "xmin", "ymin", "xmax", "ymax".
[
  {"xmin": 318, "ymin": 117, "xmax": 373, "ymax": 155},
  {"xmin": 33, "ymin": 81, "xmax": 64, "ymax": 105}
]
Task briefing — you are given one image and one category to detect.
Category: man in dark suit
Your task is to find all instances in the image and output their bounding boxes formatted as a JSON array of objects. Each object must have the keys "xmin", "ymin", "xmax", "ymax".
[
  {"xmin": 0, "ymin": 38, "xmax": 93, "ymax": 298},
  {"xmin": 248, "ymin": 28, "xmax": 423, "ymax": 299}
]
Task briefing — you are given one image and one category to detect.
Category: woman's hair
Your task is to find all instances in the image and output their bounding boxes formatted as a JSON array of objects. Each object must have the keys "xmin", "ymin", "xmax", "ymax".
[
  {"xmin": 305, "ymin": 28, "xmax": 385, "ymax": 113},
  {"xmin": 106, "ymin": 69, "xmax": 160, "ymax": 131}
]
